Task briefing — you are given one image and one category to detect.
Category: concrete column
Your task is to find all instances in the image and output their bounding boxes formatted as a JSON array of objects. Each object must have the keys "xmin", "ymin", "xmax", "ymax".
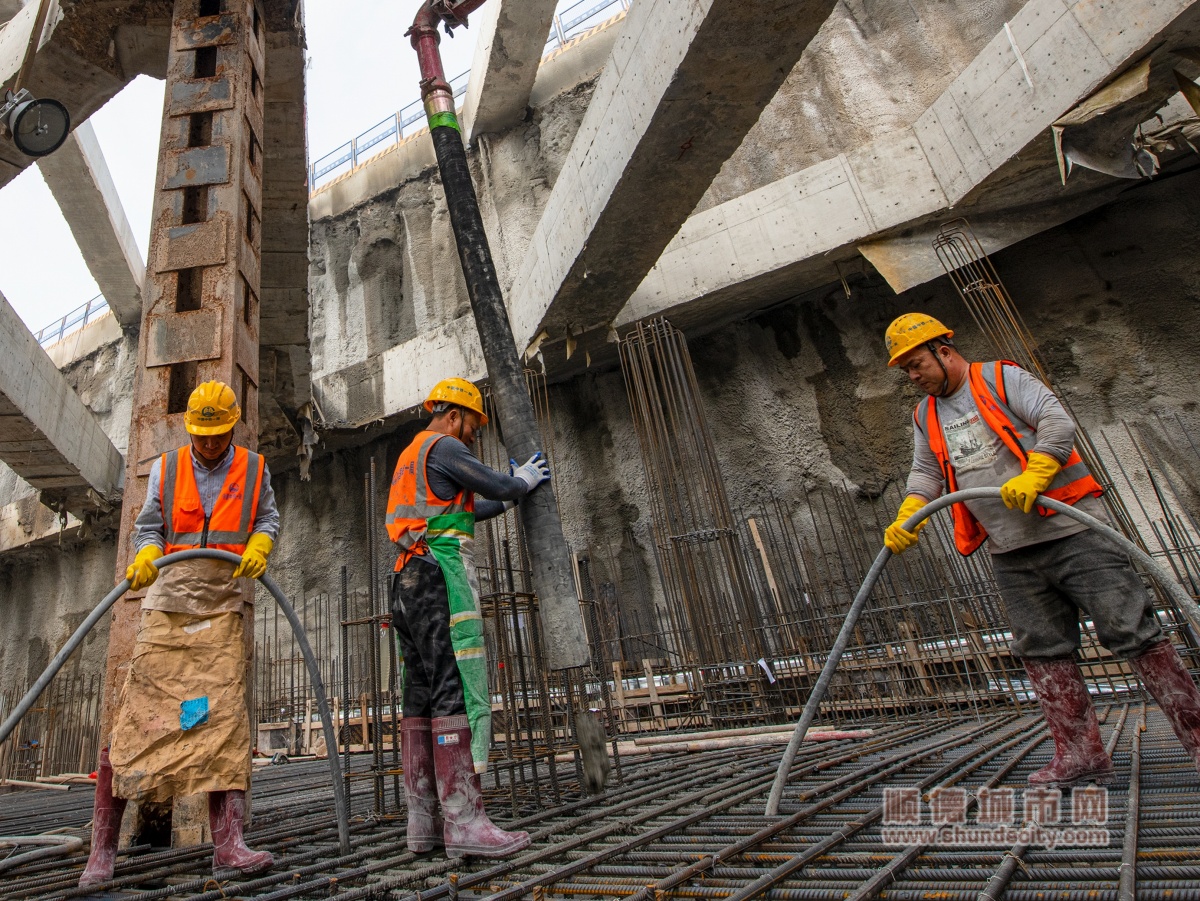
[
  {"xmin": 461, "ymin": 0, "xmax": 558, "ymax": 141},
  {"xmin": 38, "ymin": 121, "xmax": 145, "ymax": 329},
  {"xmin": 505, "ymin": 0, "xmax": 838, "ymax": 364},
  {"xmin": 103, "ymin": 0, "xmax": 268, "ymax": 847},
  {"xmin": 0, "ymin": 289, "xmax": 123, "ymax": 516}
]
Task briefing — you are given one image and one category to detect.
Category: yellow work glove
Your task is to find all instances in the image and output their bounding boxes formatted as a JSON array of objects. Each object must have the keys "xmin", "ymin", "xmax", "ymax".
[
  {"xmin": 232, "ymin": 533, "xmax": 274, "ymax": 580},
  {"xmin": 883, "ymin": 496, "xmax": 929, "ymax": 555},
  {"xmin": 1000, "ymin": 451, "xmax": 1062, "ymax": 514},
  {"xmin": 126, "ymin": 545, "xmax": 164, "ymax": 591}
]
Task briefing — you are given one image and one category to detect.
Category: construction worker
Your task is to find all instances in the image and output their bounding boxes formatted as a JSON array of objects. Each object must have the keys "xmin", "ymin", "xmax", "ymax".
[
  {"xmin": 386, "ymin": 377, "xmax": 549, "ymax": 858},
  {"xmin": 80, "ymin": 381, "xmax": 279, "ymax": 887},
  {"xmin": 883, "ymin": 314, "xmax": 1200, "ymax": 786}
]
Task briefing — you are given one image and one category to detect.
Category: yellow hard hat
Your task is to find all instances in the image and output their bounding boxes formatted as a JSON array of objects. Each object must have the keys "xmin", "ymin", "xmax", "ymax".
[
  {"xmin": 884, "ymin": 313, "xmax": 954, "ymax": 366},
  {"xmin": 423, "ymin": 377, "xmax": 489, "ymax": 425},
  {"xmin": 184, "ymin": 381, "xmax": 241, "ymax": 435}
]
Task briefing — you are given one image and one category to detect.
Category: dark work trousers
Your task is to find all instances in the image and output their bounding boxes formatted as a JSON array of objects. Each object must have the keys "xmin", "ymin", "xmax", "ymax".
[
  {"xmin": 390, "ymin": 556, "xmax": 467, "ymax": 719},
  {"xmin": 991, "ymin": 528, "xmax": 1164, "ymax": 659}
]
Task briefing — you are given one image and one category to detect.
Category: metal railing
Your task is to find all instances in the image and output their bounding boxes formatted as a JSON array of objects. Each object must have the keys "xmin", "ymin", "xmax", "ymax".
[
  {"xmin": 308, "ymin": 0, "xmax": 631, "ymax": 191},
  {"xmin": 34, "ymin": 293, "xmax": 110, "ymax": 347}
]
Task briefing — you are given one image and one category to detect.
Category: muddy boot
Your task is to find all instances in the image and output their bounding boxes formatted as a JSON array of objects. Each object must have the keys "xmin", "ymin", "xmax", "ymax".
[
  {"xmin": 209, "ymin": 790, "xmax": 273, "ymax": 875},
  {"xmin": 402, "ymin": 717, "xmax": 444, "ymax": 852},
  {"xmin": 431, "ymin": 715, "xmax": 530, "ymax": 858},
  {"xmin": 79, "ymin": 748, "xmax": 128, "ymax": 888},
  {"xmin": 1128, "ymin": 639, "xmax": 1200, "ymax": 774},
  {"xmin": 1023, "ymin": 657, "xmax": 1115, "ymax": 787}
]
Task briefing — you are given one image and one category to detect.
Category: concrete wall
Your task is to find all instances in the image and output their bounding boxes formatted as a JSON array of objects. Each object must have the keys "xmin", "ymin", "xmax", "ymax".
[
  {"xmin": 3, "ymin": 0, "xmax": 1200, "ymax": 699},
  {"xmin": 4, "ymin": 167, "xmax": 1200, "ymax": 698}
]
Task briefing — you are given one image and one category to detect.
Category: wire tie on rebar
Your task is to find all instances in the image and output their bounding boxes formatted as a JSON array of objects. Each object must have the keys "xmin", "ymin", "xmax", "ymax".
[
  {"xmin": 202, "ymin": 878, "xmax": 229, "ymax": 898},
  {"xmin": 450, "ymin": 872, "xmax": 461, "ymax": 901},
  {"xmin": 329, "ymin": 875, "xmax": 340, "ymax": 895}
]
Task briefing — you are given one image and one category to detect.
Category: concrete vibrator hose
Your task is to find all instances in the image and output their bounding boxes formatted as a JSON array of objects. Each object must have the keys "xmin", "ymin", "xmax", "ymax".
[
  {"xmin": 765, "ymin": 487, "xmax": 1200, "ymax": 817},
  {"xmin": 0, "ymin": 549, "xmax": 351, "ymax": 856}
]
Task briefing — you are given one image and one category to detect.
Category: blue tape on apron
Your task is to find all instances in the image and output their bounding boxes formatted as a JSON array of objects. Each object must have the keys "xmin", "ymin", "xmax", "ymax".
[{"xmin": 180, "ymin": 697, "xmax": 210, "ymax": 731}]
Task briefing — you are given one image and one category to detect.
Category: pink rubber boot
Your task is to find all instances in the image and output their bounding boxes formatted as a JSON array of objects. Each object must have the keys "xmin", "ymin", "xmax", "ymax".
[
  {"xmin": 402, "ymin": 717, "xmax": 444, "ymax": 852},
  {"xmin": 1129, "ymin": 639, "xmax": 1200, "ymax": 774},
  {"xmin": 431, "ymin": 715, "xmax": 530, "ymax": 858},
  {"xmin": 79, "ymin": 747, "xmax": 128, "ymax": 888},
  {"xmin": 209, "ymin": 790, "xmax": 273, "ymax": 875},
  {"xmin": 1023, "ymin": 657, "xmax": 1115, "ymax": 786}
]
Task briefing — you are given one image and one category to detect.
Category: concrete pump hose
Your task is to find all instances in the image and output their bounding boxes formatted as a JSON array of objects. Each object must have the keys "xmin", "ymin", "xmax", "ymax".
[
  {"xmin": 764, "ymin": 487, "xmax": 1200, "ymax": 817},
  {"xmin": 0, "ymin": 548, "xmax": 351, "ymax": 857}
]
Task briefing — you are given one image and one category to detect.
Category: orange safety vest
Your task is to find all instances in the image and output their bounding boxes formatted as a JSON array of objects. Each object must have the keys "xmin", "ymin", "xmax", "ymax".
[
  {"xmin": 385, "ymin": 431, "xmax": 476, "ymax": 571},
  {"xmin": 914, "ymin": 361, "xmax": 1103, "ymax": 557},
  {"xmin": 161, "ymin": 445, "xmax": 265, "ymax": 555}
]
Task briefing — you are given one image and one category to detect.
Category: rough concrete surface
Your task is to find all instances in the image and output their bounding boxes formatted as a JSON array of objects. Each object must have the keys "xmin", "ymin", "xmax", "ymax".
[{"xmin": 3, "ymin": 0, "xmax": 1200, "ymax": 706}]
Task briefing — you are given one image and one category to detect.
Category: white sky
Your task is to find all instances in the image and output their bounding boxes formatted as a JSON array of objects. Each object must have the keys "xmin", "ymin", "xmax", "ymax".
[{"xmin": 0, "ymin": 0, "xmax": 481, "ymax": 336}]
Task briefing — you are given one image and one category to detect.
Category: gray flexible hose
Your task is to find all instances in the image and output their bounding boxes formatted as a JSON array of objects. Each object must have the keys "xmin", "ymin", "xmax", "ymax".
[
  {"xmin": 0, "ymin": 549, "xmax": 351, "ymax": 855},
  {"xmin": 764, "ymin": 487, "xmax": 1200, "ymax": 816}
]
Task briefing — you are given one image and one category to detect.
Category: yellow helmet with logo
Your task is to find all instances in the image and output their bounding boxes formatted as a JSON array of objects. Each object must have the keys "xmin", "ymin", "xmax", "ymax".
[
  {"xmin": 184, "ymin": 381, "xmax": 241, "ymax": 435},
  {"xmin": 423, "ymin": 377, "xmax": 489, "ymax": 425},
  {"xmin": 884, "ymin": 313, "xmax": 954, "ymax": 366}
]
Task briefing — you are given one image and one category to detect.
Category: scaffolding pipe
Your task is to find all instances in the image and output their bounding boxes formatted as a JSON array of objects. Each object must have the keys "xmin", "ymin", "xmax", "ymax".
[
  {"xmin": 0, "ymin": 549, "xmax": 351, "ymax": 856},
  {"xmin": 407, "ymin": 0, "xmax": 590, "ymax": 670},
  {"xmin": 765, "ymin": 486, "xmax": 1200, "ymax": 816}
]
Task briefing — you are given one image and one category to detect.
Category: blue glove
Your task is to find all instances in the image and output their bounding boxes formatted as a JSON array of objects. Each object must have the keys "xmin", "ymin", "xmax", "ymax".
[{"xmin": 510, "ymin": 452, "xmax": 550, "ymax": 492}]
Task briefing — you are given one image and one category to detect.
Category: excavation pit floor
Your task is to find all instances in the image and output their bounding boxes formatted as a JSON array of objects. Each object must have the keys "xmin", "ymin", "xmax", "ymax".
[{"xmin": 2, "ymin": 705, "xmax": 1196, "ymax": 900}]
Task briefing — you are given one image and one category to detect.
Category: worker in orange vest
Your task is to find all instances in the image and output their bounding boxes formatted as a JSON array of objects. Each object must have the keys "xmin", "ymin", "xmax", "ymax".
[
  {"xmin": 80, "ymin": 381, "xmax": 279, "ymax": 888},
  {"xmin": 884, "ymin": 314, "xmax": 1200, "ymax": 786},
  {"xmin": 386, "ymin": 377, "xmax": 549, "ymax": 858}
]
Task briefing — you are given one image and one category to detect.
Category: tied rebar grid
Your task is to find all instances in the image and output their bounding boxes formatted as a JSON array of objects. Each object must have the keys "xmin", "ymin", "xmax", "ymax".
[
  {"xmin": 7, "ymin": 707, "xmax": 1200, "ymax": 900},
  {"xmin": 619, "ymin": 318, "xmax": 774, "ymax": 725}
]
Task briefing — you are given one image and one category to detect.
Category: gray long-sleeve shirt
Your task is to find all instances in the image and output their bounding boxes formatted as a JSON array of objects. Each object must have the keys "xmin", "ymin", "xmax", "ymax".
[
  {"xmin": 905, "ymin": 362, "xmax": 1105, "ymax": 554},
  {"xmin": 134, "ymin": 444, "xmax": 280, "ymax": 552},
  {"xmin": 425, "ymin": 435, "xmax": 529, "ymax": 522}
]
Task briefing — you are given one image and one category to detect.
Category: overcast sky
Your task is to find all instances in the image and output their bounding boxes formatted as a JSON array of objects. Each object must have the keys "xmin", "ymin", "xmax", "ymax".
[{"xmin": 0, "ymin": 0, "xmax": 481, "ymax": 336}]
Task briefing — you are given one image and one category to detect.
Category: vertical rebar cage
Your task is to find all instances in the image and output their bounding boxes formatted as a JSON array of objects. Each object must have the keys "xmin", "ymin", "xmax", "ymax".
[{"xmin": 619, "ymin": 319, "xmax": 776, "ymax": 722}]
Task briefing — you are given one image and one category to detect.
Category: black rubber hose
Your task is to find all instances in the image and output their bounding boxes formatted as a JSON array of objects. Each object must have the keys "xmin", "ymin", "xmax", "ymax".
[
  {"xmin": 0, "ymin": 549, "xmax": 351, "ymax": 855},
  {"xmin": 764, "ymin": 487, "xmax": 1200, "ymax": 816},
  {"xmin": 429, "ymin": 124, "xmax": 589, "ymax": 670}
]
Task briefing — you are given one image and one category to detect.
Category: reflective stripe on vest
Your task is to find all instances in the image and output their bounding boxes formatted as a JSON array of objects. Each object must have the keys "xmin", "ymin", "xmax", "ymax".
[
  {"xmin": 161, "ymin": 445, "xmax": 264, "ymax": 555},
  {"xmin": 913, "ymin": 361, "xmax": 1103, "ymax": 556},
  {"xmin": 385, "ymin": 431, "xmax": 475, "ymax": 568}
]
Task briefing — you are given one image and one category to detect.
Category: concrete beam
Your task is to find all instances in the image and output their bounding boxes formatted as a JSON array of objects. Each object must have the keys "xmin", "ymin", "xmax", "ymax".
[
  {"xmin": 0, "ymin": 0, "xmax": 54, "ymax": 84},
  {"xmin": 0, "ymin": 494, "xmax": 82, "ymax": 556},
  {"xmin": 38, "ymin": 121, "xmax": 145, "ymax": 330},
  {"xmin": 0, "ymin": 289, "xmax": 123, "ymax": 517},
  {"xmin": 258, "ymin": 22, "xmax": 312, "ymax": 455},
  {"xmin": 506, "ymin": 0, "xmax": 837, "ymax": 359},
  {"xmin": 614, "ymin": 0, "xmax": 1200, "ymax": 333},
  {"xmin": 317, "ymin": 0, "xmax": 1200, "ymax": 427},
  {"xmin": 461, "ymin": 0, "xmax": 558, "ymax": 141},
  {"xmin": 0, "ymin": 0, "xmax": 30, "ymax": 27}
]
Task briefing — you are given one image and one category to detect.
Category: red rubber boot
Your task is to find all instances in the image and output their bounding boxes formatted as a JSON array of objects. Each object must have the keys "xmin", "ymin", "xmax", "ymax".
[
  {"xmin": 402, "ymin": 717, "xmax": 444, "ymax": 852},
  {"xmin": 1129, "ymin": 639, "xmax": 1200, "ymax": 774},
  {"xmin": 1023, "ymin": 657, "xmax": 1115, "ymax": 786},
  {"xmin": 431, "ymin": 715, "xmax": 530, "ymax": 858},
  {"xmin": 209, "ymin": 790, "xmax": 273, "ymax": 875},
  {"xmin": 79, "ymin": 747, "xmax": 128, "ymax": 888}
]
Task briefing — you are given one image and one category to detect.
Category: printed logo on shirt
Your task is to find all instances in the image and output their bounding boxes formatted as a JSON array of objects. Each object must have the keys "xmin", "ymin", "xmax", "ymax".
[
  {"xmin": 943, "ymin": 410, "xmax": 997, "ymax": 472},
  {"xmin": 222, "ymin": 483, "xmax": 242, "ymax": 501}
]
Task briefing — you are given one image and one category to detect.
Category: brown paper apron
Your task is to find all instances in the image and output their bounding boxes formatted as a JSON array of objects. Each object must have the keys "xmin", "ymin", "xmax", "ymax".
[{"xmin": 110, "ymin": 559, "xmax": 251, "ymax": 802}]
